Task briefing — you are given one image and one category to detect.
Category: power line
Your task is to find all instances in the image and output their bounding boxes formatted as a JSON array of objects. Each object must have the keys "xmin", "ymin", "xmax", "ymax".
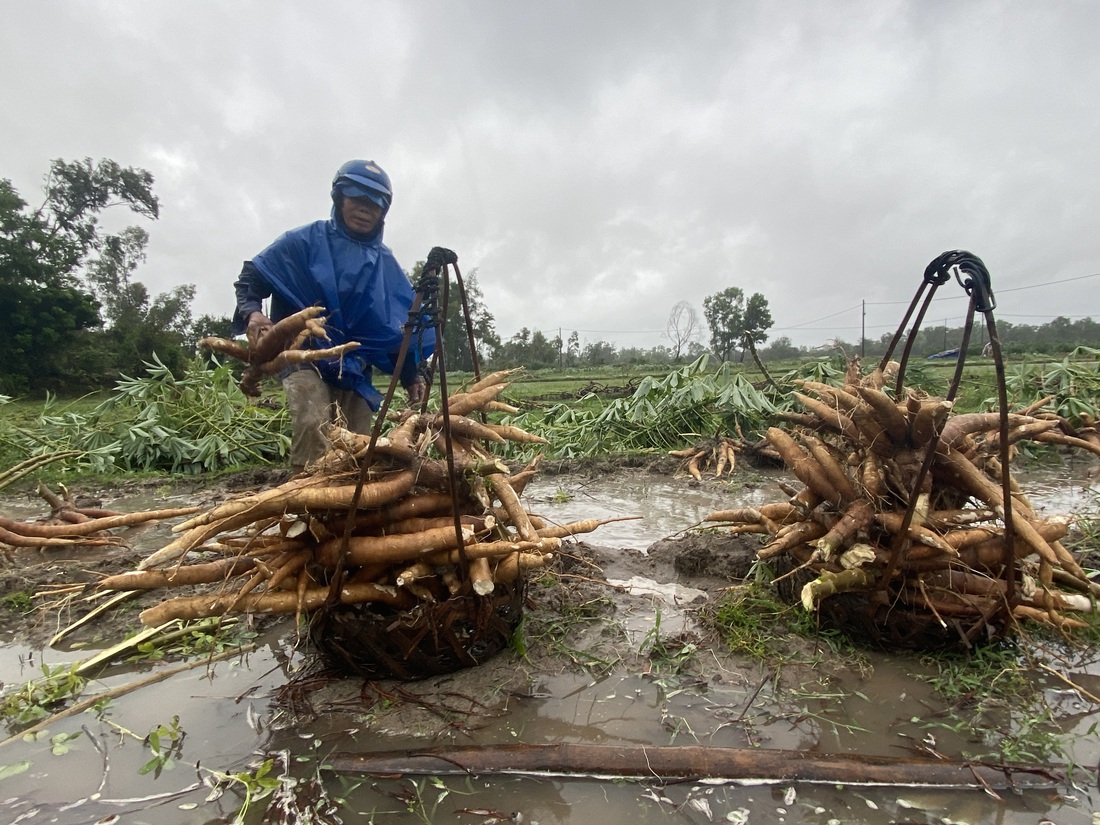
[
  {"xmin": 864, "ymin": 271, "xmax": 1100, "ymax": 306},
  {"xmin": 779, "ymin": 304, "xmax": 863, "ymax": 330}
]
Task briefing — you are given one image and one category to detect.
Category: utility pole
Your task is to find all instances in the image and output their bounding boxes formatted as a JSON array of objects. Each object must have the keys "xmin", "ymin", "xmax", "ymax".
[
  {"xmin": 558, "ymin": 327, "xmax": 563, "ymax": 370},
  {"xmin": 861, "ymin": 300, "xmax": 866, "ymax": 358}
]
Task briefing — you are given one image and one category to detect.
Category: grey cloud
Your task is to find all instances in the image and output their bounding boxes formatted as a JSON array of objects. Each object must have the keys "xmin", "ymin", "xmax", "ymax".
[{"xmin": 3, "ymin": 0, "xmax": 1099, "ymax": 352}]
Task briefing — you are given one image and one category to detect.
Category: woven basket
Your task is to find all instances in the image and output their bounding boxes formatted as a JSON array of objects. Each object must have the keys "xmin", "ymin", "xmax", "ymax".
[{"xmin": 309, "ymin": 580, "xmax": 525, "ymax": 680}]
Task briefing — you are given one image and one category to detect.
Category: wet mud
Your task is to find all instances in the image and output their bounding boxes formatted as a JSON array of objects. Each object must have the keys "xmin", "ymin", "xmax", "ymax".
[{"xmin": 0, "ymin": 460, "xmax": 1097, "ymax": 824}]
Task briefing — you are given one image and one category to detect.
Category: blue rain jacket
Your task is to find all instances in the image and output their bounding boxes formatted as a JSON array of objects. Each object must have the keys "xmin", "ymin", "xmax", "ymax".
[{"xmin": 250, "ymin": 209, "xmax": 435, "ymax": 409}]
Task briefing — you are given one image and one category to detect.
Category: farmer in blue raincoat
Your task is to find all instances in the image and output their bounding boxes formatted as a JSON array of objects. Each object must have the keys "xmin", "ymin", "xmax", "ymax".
[{"xmin": 232, "ymin": 159, "xmax": 435, "ymax": 471}]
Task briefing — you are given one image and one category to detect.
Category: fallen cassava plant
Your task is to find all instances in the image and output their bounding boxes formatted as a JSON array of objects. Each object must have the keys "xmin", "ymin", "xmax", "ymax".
[
  {"xmin": 702, "ymin": 360, "xmax": 1100, "ymax": 649},
  {"xmin": 90, "ymin": 369, "xmax": 621, "ymax": 677}
]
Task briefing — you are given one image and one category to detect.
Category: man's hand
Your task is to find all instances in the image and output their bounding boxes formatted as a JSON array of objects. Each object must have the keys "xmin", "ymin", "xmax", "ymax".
[
  {"xmin": 246, "ymin": 311, "xmax": 273, "ymax": 351},
  {"xmin": 405, "ymin": 377, "xmax": 427, "ymax": 407}
]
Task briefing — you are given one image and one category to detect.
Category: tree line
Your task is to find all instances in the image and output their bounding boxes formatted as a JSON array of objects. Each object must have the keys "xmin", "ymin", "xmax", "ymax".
[
  {"xmin": 0, "ymin": 158, "xmax": 229, "ymax": 395},
  {"xmin": 5, "ymin": 157, "xmax": 1099, "ymax": 397}
]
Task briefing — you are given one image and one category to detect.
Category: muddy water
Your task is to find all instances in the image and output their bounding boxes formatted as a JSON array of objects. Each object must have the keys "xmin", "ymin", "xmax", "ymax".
[{"xmin": 0, "ymin": 467, "xmax": 1098, "ymax": 824}]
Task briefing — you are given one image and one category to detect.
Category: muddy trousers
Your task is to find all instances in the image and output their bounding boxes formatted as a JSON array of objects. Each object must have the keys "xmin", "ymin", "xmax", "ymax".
[{"xmin": 282, "ymin": 369, "xmax": 373, "ymax": 471}]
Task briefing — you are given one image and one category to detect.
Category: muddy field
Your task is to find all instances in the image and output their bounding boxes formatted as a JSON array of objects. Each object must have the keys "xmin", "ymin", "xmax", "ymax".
[{"xmin": 0, "ymin": 460, "xmax": 1099, "ymax": 824}]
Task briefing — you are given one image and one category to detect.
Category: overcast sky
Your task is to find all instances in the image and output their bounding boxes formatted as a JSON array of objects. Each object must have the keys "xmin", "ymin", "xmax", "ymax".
[{"xmin": 4, "ymin": 1, "xmax": 1099, "ymax": 353}]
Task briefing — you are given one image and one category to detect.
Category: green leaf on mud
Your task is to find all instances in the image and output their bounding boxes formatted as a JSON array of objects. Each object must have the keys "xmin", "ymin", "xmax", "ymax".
[{"xmin": 0, "ymin": 760, "xmax": 32, "ymax": 780}]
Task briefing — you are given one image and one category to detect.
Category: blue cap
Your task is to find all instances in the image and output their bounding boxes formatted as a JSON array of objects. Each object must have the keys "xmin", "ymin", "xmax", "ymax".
[{"xmin": 337, "ymin": 180, "xmax": 389, "ymax": 209}]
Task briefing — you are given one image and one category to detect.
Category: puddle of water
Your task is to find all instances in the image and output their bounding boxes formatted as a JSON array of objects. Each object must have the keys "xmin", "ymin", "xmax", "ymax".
[
  {"xmin": 525, "ymin": 465, "xmax": 1100, "ymax": 551},
  {"xmin": 524, "ymin": 470, "xmax": 794, "ymax": 550},
  {"xmin": 0, "ymin": 464, "xmax": 1098, "ymax": 823}
]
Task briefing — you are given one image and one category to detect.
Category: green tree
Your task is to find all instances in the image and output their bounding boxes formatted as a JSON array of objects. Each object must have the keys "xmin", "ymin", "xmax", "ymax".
[
  {"xmin": 581, "ymin": 340, "xmax": 616, "ymax": 366},
  {"xmin": 566, "ymin": 331, "xmax": 580, "ymax": 366},
  {"xmin": 702, "ymin": 287, "xmax": 745, "ymax": 362},
  {"xmin": 190, "ymin": 313, "xmax": 234, "ymax": 346},
  {"xmin": 493, "ymin": 327, "xmax": 560, "ymax": 368},
  {"xmin": 408, "ymin": 262, "xmax": 500, "ymax": 372},
  {"xmin": 702, "ymin": 287, "xmax": 773, "ymax": 363},
  {"xmin": 759, "ymin": 335, "xmax": 803, "ymax": 361},
  {"xmin": 0, "ymin": 158, "xmax": 162, "ymax": 393},
  {"xmin": 740, "ymin": 291, "xmax": 774, "ymax": 362},
  {"xmin": 106, "ymin": 283, "xmax": 197, "ymax": 377},
  {"xmin": 441, "ymin": 267, "xmax": 499, "ymax": 371}
]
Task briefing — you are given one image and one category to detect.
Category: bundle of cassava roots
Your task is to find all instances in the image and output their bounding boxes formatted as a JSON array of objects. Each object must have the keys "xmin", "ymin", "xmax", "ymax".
[
  {"xmin": 94, "ymin": 368, "xmax": 614, "ymax": 629},
  {"xmin": 702, "ymin": 361, "xmax": 1100, "ymax": 646}
]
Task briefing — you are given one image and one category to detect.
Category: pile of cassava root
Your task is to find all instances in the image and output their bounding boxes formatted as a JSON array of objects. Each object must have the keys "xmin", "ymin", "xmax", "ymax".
[
  {"xmin": 94, "ymin": 368, "xmax": 620, "ymax": 628},
  {"xmin": 702, "ymin": 360, "xmax": 1100, "ymax": 647}
]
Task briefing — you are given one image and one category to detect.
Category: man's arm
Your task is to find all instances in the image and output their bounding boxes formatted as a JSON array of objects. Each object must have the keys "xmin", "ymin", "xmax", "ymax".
[{"xmin": 231, "ymin": 261, "xmax": 273, "ymax": 337}]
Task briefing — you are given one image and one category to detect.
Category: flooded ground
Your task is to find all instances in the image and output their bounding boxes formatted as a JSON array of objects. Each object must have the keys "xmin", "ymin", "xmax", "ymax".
[{"xmin": 0, "ymin": 461, "xmax": 1098, "ymax": 824}]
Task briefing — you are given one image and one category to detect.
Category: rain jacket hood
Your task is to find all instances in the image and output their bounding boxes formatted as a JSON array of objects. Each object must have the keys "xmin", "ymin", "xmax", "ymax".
[{"xmin": 250, "ymin": 208, "xmax": 434, "ymax": 409}]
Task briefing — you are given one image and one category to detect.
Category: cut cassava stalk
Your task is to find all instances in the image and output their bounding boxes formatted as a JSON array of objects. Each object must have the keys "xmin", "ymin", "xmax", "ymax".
[
  {"xmin": 801, "ymin": 568, "xmax": 877, "ymax": 611},
  {"xmin": 324, "ymin": 742, "xmax": 1058, "ymax": 789},
  {"xmin": 0, "ymin": 451, "xmax": 84, "ymax": 491}
]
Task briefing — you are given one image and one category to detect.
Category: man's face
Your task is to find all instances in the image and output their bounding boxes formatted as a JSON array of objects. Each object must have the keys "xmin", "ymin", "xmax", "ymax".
[{"xmin": 340, "ymin": 195, "xmax": 384, "ymax": 235}]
